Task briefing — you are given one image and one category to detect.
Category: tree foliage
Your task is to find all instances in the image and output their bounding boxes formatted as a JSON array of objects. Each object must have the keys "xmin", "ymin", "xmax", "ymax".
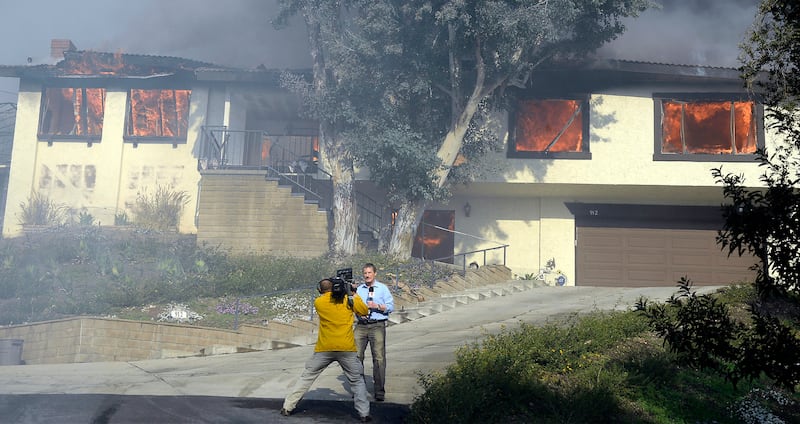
[
  {"xmin": 341, "ymin": 0, "xmax": 652, "ymax": 257},
  {"xmin": 638, "ymin": 0, "xmax": 800, "ymax": 392}
]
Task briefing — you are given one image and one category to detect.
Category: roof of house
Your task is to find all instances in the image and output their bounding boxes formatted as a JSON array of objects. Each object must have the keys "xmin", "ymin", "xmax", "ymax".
[{"xmin": 0, "ymin": 49, "xmax": 750, "ymax": 91}]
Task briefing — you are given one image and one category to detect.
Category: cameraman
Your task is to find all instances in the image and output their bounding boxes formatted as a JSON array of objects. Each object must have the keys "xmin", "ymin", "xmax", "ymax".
[{"xmin": 281, "ymin": 278, "xmax": 372, "ymax": 422}]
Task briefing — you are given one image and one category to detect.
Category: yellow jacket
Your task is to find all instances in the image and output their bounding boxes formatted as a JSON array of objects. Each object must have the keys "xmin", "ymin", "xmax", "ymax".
[{"xmin": 314, "ymin": 292, "xmax": 369, "ymax": 352}]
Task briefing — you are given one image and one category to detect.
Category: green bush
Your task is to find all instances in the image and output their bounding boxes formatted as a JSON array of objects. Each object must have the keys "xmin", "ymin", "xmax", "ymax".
[
  {"xmin": 17, "ymin": 192, "xmax": 68, "ymax": 226},
  {"xmin": 407, "ymin": 310, "xmax": 795, "ymax": 424},
  {"xmin": 132, "ymin": 185, "xmax": 190, "ymax": 231}
]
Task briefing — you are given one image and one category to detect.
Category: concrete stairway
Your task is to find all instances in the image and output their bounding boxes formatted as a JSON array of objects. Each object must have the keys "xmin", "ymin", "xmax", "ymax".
[{"xmin": 388, "ymin": 265, "xmax": 545, "ymax": 325}]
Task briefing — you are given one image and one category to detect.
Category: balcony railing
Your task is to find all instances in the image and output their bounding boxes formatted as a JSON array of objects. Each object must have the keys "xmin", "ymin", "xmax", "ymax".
[{"xmin": 198, "ymin": 126, "xmax": 385, "ymax": 236}]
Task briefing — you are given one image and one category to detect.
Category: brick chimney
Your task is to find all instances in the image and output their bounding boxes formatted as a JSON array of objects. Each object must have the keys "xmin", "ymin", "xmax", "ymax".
[{"xmin": 51, "ymin": 39, "xmax": 76, "ymax": 60}]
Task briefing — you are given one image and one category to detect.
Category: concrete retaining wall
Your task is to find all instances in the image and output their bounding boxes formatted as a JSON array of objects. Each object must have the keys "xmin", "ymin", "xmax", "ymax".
[{"xmin": 0, "ymin": 317, "xmax": 316, "ymax": 365}]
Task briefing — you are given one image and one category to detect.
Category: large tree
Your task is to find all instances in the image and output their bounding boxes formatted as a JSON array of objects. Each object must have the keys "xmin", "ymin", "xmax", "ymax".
[
  {"xmin": 274, "ymin": 0, "xmax": 363, "ymax": 257},
  {"xmin": 348, "ymin": 0, "xmax": 652, "ymax": 258},
  {"xmin": 276, "ymin": 0, "xmax": 651, "ymax": 259}
]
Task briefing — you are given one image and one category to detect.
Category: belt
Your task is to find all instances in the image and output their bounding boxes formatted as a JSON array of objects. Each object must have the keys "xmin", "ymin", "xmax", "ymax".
[{"xmin": 357, "ymin": 319, "xmax": 387, "ymax": 325}]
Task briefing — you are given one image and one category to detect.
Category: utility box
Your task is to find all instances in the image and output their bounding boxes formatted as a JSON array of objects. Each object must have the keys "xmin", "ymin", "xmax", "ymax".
[{"xmin": 0, "ymin": 339, "xmax": 23, "ymax": 365}]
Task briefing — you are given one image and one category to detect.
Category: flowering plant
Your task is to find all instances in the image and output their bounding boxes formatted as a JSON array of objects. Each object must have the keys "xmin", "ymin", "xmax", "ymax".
[{"xmin": 215, "ymin": 299, "xmax": 259, "ymax": 315}]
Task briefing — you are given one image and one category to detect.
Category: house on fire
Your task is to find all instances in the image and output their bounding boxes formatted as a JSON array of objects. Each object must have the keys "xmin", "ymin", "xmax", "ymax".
[{"xmin": 0, "ymin": 40, "xmax": 772, "ymax": 287}]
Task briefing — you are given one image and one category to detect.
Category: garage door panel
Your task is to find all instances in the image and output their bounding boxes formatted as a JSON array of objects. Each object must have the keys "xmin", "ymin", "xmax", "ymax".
[
  {"xmin": 590, "ymin": 268, "xmax": 625, "ymax": 281},
  {"xmin": 628, "ymin": 253, "xmax": 668, "ymax": 265},
  {"xmin": 583, "ymin": 251, "xmax": 624, "ymax": 265},
  {"xmin": 577, "ymin": 224, "xmax": 757, "ymax": 287},
  {"xmin": 627, "ymin": 269, "xmax": 670, "ymax": 283},
  {"xmin": 672, "ymin": 253, "xmax": 713, "ymax": 266},
  {"xmin": 582, "ymin": 235, "xmax": 623, "ymax": 248},
  {"xmin": 627, "ymin": 236, "xmax": 667, "ymax": 249}
]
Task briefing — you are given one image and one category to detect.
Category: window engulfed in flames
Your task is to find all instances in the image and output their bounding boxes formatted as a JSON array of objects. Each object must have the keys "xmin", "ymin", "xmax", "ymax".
[
  {"xmin": 127, "ymin": 89, "xmax": 190, "ymax": 138},
  {"xmin": 662, "ymin": 100, "xmax": 757, "ymax": 154},
  {"xmin": 515, "ymin": 99, "xmax": 583, "ymax": 152},
  {"xmin": 39, "ymin": 87, "xmax": 105, "ymax": 137}
]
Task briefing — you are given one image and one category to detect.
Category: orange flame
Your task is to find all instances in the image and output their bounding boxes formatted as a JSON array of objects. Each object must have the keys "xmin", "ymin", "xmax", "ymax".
[
  {"xmin": 662, "ymin": 100, "xmax": 756, "ymax": 154},
  {"xmin": 515, "ymin": 100, "xmax": 582, "ymax": 152},
  {"xmin": 40, "ymin": 87, "xmax": 105, "ymax": 136},
  {"xmin": 128, "ymin": 89, "xmax": 190, "ymax": 137},
  {"xmin": 62, "ymin": 51, "xmax": 126, "ymax": 75}
]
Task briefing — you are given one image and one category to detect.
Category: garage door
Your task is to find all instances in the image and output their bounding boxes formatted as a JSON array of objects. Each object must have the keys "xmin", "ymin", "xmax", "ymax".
[{"xmin": 570, "ymin": 204, "xmax": 757, "ymax": 287}]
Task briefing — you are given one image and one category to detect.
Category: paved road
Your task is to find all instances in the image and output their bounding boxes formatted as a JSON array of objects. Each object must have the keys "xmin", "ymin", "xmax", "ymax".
[{"xmin": 0, "ymin": 284, "xmax": 718, "ymax": 423}]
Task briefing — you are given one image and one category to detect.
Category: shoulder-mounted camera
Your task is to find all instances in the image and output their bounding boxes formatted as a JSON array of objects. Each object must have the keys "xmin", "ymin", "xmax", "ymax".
[{"xmin": 330, "ymin": 267, "xmax": 354, "ymax": 299}]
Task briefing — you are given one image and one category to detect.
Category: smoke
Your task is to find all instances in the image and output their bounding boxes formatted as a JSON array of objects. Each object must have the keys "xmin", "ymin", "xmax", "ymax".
[
  {"xmin": 99, "ymin": 0, "xmax": 310, "ymax": 69},
  {"xmin": 597, "ymin": 0, "xmax": 760, "ymax": 67}
]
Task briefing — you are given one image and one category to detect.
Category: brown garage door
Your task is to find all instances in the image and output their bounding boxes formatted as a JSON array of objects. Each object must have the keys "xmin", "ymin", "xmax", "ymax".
[{"xmin": 570, "ymin": 204, "xmax": 757, "ymax": 287}]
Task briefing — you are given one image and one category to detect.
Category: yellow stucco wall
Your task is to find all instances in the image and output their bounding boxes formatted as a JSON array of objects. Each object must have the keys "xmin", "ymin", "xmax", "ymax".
[
  {"xmin": 448, "ymin": 93, "xmax": 776, "ymax": 283},
  {"xmin": 492, "ymin": 94, "xmax": 773, "ymax": 187},
  {"xmin": 2, "ymin": 84, "xmax": 206, "ymax": 237}
]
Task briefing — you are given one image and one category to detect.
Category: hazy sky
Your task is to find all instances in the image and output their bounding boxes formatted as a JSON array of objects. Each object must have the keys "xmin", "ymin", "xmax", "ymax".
[{"xmin": 0, "ymin": 0, "xmax": 760, "ymax": 104}]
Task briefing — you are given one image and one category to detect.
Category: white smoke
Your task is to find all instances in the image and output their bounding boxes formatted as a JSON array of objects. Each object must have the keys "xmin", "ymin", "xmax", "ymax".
[{"xmin": 598, "ymin": 0, "xmax": 760, "ymax": 67}]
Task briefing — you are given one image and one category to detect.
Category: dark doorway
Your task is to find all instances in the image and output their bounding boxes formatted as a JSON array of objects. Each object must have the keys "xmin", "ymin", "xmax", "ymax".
[{"xmin": 412, "ymin": 210, "xmax": 455, "ymax": 263}]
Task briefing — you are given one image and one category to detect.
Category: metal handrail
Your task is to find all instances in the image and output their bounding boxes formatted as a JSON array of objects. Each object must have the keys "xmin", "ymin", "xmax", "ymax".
[{"xmin": 417, "ymin": 221, "xmax": 509, "ymax": 277}]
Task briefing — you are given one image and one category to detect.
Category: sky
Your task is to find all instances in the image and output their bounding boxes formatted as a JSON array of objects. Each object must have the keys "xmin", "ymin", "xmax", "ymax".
[{"xmin": 0, "ymin": 0, "xmax": 761, "ymax": 104}]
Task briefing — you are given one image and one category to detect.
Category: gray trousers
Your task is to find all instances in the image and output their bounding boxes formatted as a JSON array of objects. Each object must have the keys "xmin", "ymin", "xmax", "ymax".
[
  {"xmin": 282, "ymin": 351, "xmax": 370, "ymax": 417},
  {"xmin": 354, "ymin": 320, "xmax": 387, "ymax": 398}
]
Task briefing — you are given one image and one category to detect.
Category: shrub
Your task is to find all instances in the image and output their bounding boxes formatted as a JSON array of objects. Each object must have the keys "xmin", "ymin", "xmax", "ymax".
[
  {"xmin": 132, "ymin": 185, "xmax": 190, "ymax": 231},
  {"xmin": 17, "ymin": 192, "xmax": 68, "ymax": 226}
]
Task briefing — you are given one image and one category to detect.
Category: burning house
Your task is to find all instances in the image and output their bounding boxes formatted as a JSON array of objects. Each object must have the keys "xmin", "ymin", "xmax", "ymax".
[{"xmin": 0, "ymin": 40, "xmax": 774, "ymax": 286}]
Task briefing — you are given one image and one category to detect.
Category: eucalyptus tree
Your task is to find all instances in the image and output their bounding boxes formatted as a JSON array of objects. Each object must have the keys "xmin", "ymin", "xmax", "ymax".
[
  {"xmin": 276, "ymin": 0, "xmax": 651, "ymax": 259},
  {"xmin": 351, "ymin": 0, "xmax": 653, "ymax": 258},
  {"xmin": 274, "ymin": 0, "xmax": 363, "ymax": 256}
]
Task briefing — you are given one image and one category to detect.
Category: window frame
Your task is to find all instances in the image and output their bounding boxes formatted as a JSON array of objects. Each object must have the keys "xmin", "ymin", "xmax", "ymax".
[
  {"xmin": 37, "ymin": 86, "xmax": 106, "ymax": 145},
  {"xmin": 653, "ymin": 93, "xmax": 765, "ymax": 162},
  {"xmin": 508, "ymin": 95, "xmax": 591, "ymax": 160},
  {"xmin": 123, "ymin": 88, "xmax": 191, "ymax": 146}
]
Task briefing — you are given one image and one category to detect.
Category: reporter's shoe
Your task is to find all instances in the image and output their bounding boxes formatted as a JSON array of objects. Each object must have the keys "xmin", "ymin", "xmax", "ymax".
[
  {"xmin": 359, "ymin": 416, "xmax": 372, "ymax": 422},
  {"xmin": 280, "ymin": 408, "xmax": 291, "ymax": 416}
]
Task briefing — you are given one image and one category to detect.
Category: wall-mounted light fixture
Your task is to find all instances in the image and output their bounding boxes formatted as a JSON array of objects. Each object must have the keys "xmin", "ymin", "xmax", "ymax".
[{"xmin": 463, "ymin": 202, "xmax": 472, "ymax": 217}]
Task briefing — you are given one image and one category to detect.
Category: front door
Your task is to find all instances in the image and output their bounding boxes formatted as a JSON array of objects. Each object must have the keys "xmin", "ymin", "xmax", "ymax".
[{"xmin": 412, "ymin": 210, "xmax": 455, "ymax": 263}]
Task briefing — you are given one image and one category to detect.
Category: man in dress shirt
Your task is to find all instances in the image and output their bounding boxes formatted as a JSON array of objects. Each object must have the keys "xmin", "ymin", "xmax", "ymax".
[{"xmin": 354, "ymin": 263, "xmax": 394, "ymax": 401}]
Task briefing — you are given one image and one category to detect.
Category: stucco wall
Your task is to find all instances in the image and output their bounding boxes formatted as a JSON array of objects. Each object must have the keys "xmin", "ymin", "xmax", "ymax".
[
  {"xmin": 484, "ymin": 94, "xmax": 773, "ymax": 187},
  {"xmin": 446, "ymin": 92, "xmax": 776, "ymax": 282},
  {"xmin": 2, "ymin": 84, "xmax": 206, "ymax": 237}
]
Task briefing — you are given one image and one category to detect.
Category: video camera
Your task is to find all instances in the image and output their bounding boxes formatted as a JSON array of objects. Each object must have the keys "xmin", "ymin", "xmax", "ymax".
[{"xmin": 330, "ymin": 267, "xmax": 355, "ymax": 300}]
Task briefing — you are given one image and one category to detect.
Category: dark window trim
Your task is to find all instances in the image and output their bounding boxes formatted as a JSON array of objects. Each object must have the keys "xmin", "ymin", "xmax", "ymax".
[
  {"xmin": 37, "ymin": 86, "xmax": 104, "ymax": 146},
  {"xmin": 653, "ymin": 93, "xmax": 764, "ymax": 162},
  {"xmin": 508, "ymin": 95, "xmax": 592, "ymax": 160}
]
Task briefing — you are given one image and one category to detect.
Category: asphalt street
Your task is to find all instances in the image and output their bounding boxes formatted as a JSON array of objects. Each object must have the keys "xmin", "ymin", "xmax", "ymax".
[{"xmin": 0, "ymin": 283, "xmax": 719, "ymax": 423}]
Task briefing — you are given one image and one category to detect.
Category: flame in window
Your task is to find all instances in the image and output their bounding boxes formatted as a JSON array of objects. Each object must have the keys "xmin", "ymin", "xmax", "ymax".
[
  {"xmin": 127, "ymin": 89, "xmax": 190, "ymax": 138},
  {"xmin": 515, "ymin": 99, "xmax": 583, "ymax": 152},
  {"xmin": 662, "ymin": 100, "xmax": 757, "ymax": 154},
  {"xmin": 39, "ymin": 87, "xmax": 105, "ymax": 136}
]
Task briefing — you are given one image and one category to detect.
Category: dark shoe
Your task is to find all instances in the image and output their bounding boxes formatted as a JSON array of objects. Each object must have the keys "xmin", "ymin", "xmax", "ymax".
[
  {"xmin": 280, "ymin": 408, "xmax": 291, "ymax": 416},
  {"xmin": 360, "ymin": 416, "xmax": 372, "ymax": 422},
  {"xmin": 374, "ymin": 395, "xmax": 384, "ymax": 402}
]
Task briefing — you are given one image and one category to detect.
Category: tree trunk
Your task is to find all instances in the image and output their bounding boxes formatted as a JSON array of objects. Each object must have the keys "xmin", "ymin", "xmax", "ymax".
[
  {"xmin": 304, "ymin": 7, "xmax": 358, "ymax": 257},
  {"xmin": 324, "ymin": 133, "xmax": 358, "ymax": 256},
  {"xmin": 387, "ymin": 199, "xmax": 423, "ymax": 260}
]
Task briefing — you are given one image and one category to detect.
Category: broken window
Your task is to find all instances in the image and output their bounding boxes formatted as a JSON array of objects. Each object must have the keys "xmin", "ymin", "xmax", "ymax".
[
  {"xmin": 655, "ymin": 96, "xmax": 763, "ymax": 160},
  {"xmin": 509, "ymin": 98, "xmax": 590, "ymax": 159},
  {"xmin": 125, "ymin": 89, "xmax": 190, "ymax": 140},
  {"xmin": 39, "ymin": 87, "xmax": 105, "ymax": 139}
]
